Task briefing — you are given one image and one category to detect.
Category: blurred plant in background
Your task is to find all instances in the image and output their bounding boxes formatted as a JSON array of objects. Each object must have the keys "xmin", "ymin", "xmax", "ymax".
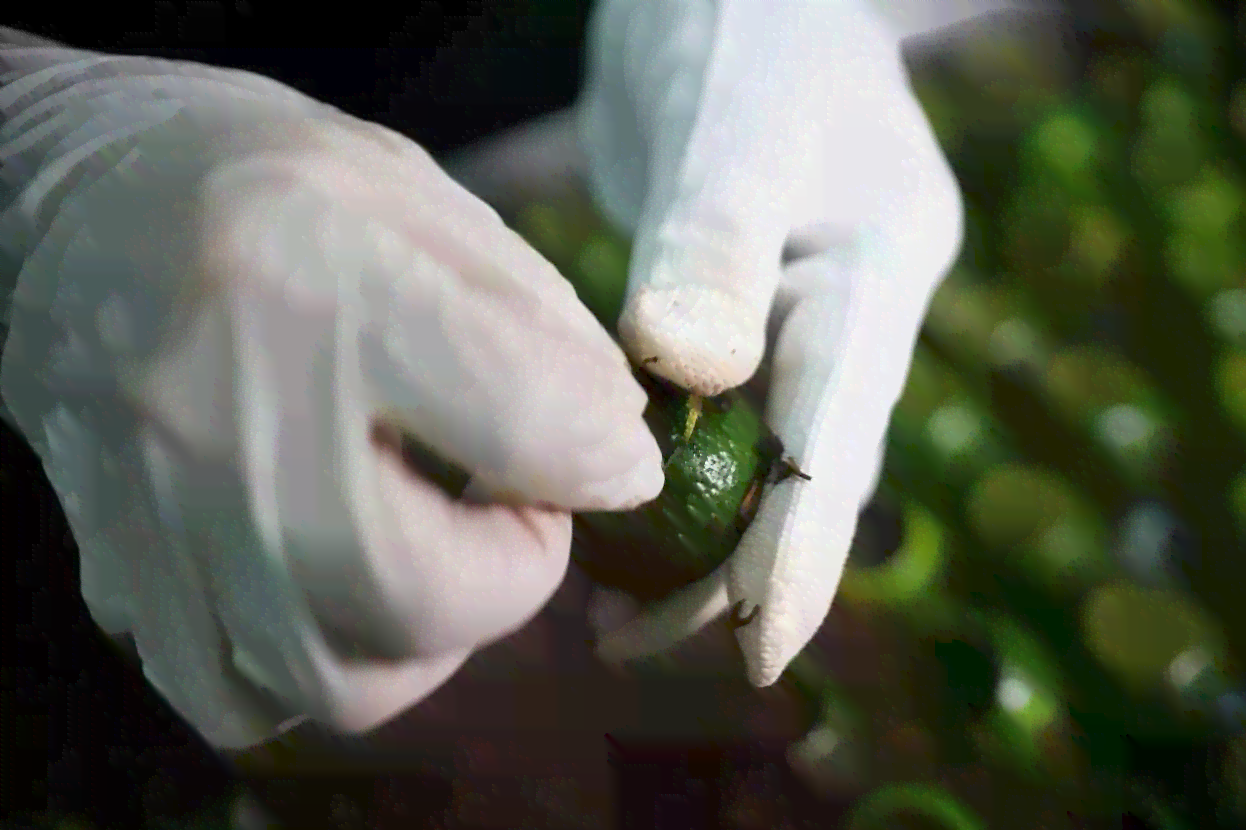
[{"xmin": 507, "ymin": 0, "xmax": 1246, "ymax": 827}]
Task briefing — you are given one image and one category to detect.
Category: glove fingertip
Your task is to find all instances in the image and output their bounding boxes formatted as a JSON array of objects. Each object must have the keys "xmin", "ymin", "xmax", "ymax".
[
  {"xmin": 619, "ymin": 283, "xmax": 767, "ymax": 396},
  {"xmin": 582, "ymin": 426, "xmax": 666, "ymax": 510}
]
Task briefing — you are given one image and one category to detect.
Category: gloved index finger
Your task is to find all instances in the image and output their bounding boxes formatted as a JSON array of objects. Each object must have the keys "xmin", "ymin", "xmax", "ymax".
[
  {"xmin": 315, "ymin": 145, "xmax": 666, "ymax": 513},
  {"xmin": 613, "ymin": 1, "xmax": 885, "ymax": 397}
]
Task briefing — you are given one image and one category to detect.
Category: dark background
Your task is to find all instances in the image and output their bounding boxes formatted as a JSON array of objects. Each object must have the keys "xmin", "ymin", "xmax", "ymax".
[{"xmin": 5, "ymin": 1, "xmax": 593, "ymax": 156}]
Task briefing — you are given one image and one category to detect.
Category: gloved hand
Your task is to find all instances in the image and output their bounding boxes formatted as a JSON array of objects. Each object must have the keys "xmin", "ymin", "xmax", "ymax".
[
  {"xmin": 567, "ymin": 0, "xmax": 1057, "ymax": 687},
  {"xmin": 0, "ymin": 37, "xmax": 663, "ymax": 749}
]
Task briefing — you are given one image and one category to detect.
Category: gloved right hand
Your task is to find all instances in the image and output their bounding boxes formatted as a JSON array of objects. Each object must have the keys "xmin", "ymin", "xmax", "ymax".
[{"xmin": 0, "ymin": 37, "xmax": 663, "ymax": 749}]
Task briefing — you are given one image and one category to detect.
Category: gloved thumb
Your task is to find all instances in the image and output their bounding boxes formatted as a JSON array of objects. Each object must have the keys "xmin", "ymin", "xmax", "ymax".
[{"xmin": 617, "ymin": 0, "xmax": 867, "ymax": 396}]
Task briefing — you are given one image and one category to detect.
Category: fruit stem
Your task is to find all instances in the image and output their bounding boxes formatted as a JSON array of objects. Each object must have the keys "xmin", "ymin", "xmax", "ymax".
[{"xmin": 683, "ymin": 395, "xmax": 703, "ymax": 442}]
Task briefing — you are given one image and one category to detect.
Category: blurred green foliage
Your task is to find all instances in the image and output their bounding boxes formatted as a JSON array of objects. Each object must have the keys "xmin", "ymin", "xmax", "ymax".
[{"xmin": 511, "ymin": 1, "xmax": 1246, "ymax": 826}]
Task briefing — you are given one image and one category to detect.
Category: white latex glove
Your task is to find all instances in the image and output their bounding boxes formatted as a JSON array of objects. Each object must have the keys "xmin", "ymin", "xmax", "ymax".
[
  {"xmin": 571, "ymin": 0, "xmax": 1064, "ymax": 686},
  {"xmin": 0, "ymin": 36, "xmax": 663, "ymax": 749}
]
